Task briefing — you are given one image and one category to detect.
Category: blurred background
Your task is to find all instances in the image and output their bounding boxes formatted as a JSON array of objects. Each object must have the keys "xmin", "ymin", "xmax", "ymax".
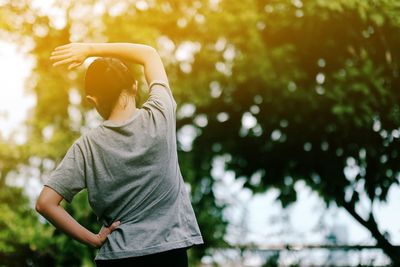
[{"xmin": 0, "ymin": 0, "xmax": 400, "ymax": 266}]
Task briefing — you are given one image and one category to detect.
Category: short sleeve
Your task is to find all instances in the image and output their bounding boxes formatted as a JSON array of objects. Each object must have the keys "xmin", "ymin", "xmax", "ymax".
[
  {"xmin": 142, "ymin": 80, "xmax": 177, "ymax": 116},
  {"xmin": 44, "ymin": 141, "xmax": 86, "ymax": 203}
]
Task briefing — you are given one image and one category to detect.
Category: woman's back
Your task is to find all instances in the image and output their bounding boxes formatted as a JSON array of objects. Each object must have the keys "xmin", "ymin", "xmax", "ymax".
[{"xmin": 44, "ymin": 83, "xmax": 204, "ymax": 260}]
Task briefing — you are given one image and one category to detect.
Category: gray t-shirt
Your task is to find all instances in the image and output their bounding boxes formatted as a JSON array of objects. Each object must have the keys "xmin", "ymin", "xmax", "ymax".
[{"xmin": 44, "ymin": 82, "xmax": 204, "ymax": 260}]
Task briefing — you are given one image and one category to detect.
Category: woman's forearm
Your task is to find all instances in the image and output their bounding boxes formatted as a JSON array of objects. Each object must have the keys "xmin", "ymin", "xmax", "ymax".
[
  {"xmin": 88, "ymin": 43, "xmax": 154, "ymax": 65},
  {"xmin": 38, "ymin": 204, "xmax": 99, "ymax": 247},
  {"xmin": 87, "ymin": 43, "xmax": 169, "ymax": 85}
]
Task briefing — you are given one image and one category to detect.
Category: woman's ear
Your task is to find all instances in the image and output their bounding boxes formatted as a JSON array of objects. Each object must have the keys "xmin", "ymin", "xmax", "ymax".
[
  {"xmin": 133, "ymin": 80, "xmax": 138, "ymax": 95},
  {"xmin": 86, "ymin": 95, "xmax": 98, "ymax": 107}
]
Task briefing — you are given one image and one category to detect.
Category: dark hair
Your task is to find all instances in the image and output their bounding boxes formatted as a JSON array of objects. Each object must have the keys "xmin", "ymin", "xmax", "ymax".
[{"xmin": 85, "ymin": 57, "xmax": 136, "ymax": 115}]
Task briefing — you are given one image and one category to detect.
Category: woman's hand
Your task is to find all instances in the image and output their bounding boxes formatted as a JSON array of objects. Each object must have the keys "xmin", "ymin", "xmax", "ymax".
[
  {"xmin": 92, "ymin": 220, "xmax": 121, "ymax": 248},
  {"xmin": 50, "ymin": 43, "xmax": 92, "ymax": 70}
]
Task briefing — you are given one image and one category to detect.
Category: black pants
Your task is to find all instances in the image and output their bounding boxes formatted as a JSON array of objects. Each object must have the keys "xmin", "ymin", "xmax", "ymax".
[{"xmin": 95, "ymin": 247, "xmax": 189, "ymax": 267}]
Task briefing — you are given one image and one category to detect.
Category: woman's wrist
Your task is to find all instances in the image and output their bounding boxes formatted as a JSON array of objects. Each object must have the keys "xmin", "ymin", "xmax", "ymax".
[
  {"xmin": 88, "ymin": 232, "xmax": 102, "ymax": 248},
  {"xmin": 86, "ymin": 43, "xmax": 115, "ymax": 59},
  {"xmin": 86, "ymin": 43, "xmax": 97, "ymax": 58}
]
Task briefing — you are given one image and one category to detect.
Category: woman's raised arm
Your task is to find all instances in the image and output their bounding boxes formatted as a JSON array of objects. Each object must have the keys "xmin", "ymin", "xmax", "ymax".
[{"xmin": 50, "ymin": 42, "xmax": 169, "ymax": 87}]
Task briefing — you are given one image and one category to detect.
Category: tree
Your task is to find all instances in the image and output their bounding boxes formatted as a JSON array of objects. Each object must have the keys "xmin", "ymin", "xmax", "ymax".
[
  {"xmin": 1, "ymin": 0, "xmax": 228, "ymax": 265},
  {"xmin": 182, "ymin": 0, "xmax": 400, "ymax": 264}
]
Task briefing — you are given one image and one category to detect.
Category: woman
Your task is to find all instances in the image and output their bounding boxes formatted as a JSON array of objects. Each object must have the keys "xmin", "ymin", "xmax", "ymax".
[{"xmin": 35, "ymin": 42, "xmax": 204, "ymax": 267}]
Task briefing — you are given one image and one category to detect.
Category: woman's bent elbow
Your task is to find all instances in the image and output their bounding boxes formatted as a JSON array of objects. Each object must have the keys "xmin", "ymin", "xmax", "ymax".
[{"xmin": 35, "ymin": 201, "xmax": 43, "ymax": 213}]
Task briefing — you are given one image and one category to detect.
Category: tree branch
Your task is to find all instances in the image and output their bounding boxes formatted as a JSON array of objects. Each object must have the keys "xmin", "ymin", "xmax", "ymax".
[{"xmin": 338, "ymin": 196, "xmax": 400, "ymax": 265}]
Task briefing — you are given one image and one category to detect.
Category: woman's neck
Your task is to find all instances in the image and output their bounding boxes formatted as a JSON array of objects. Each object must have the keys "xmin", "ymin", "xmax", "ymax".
[{"xmin": 107, "ymin": 95, "xmax": 137, "ymax": 124}]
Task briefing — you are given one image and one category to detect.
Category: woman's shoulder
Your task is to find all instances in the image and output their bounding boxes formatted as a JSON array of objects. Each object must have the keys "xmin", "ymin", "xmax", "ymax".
[{"xmin": 73, "ymin": 126, "xmax": 103, "ymax": 148}]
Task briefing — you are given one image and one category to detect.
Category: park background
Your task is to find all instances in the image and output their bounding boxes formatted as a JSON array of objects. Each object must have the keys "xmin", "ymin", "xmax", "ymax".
[{"xmin": 0, "ymin": 0, "xmax": 400, "ymax": 266}]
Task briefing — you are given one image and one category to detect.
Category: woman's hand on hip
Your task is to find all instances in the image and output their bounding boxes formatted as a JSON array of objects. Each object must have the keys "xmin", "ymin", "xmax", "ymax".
[
  {"xmin": 50, "ymin": 43, "xmax": 92, "ymax": 70},
  {"xmin": 92, "ymin": 220, "xmax": 121, "ymax": 248}
]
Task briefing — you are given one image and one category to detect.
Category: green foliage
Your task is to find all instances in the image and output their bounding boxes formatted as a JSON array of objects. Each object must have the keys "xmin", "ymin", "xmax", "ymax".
[
  {"xmin": 0, "ymin": 186, "xmax": 56, "ymax": 266},
  {"xmin": 261, "ymin": 252, "xmax": 279, "ymax": 267}
]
